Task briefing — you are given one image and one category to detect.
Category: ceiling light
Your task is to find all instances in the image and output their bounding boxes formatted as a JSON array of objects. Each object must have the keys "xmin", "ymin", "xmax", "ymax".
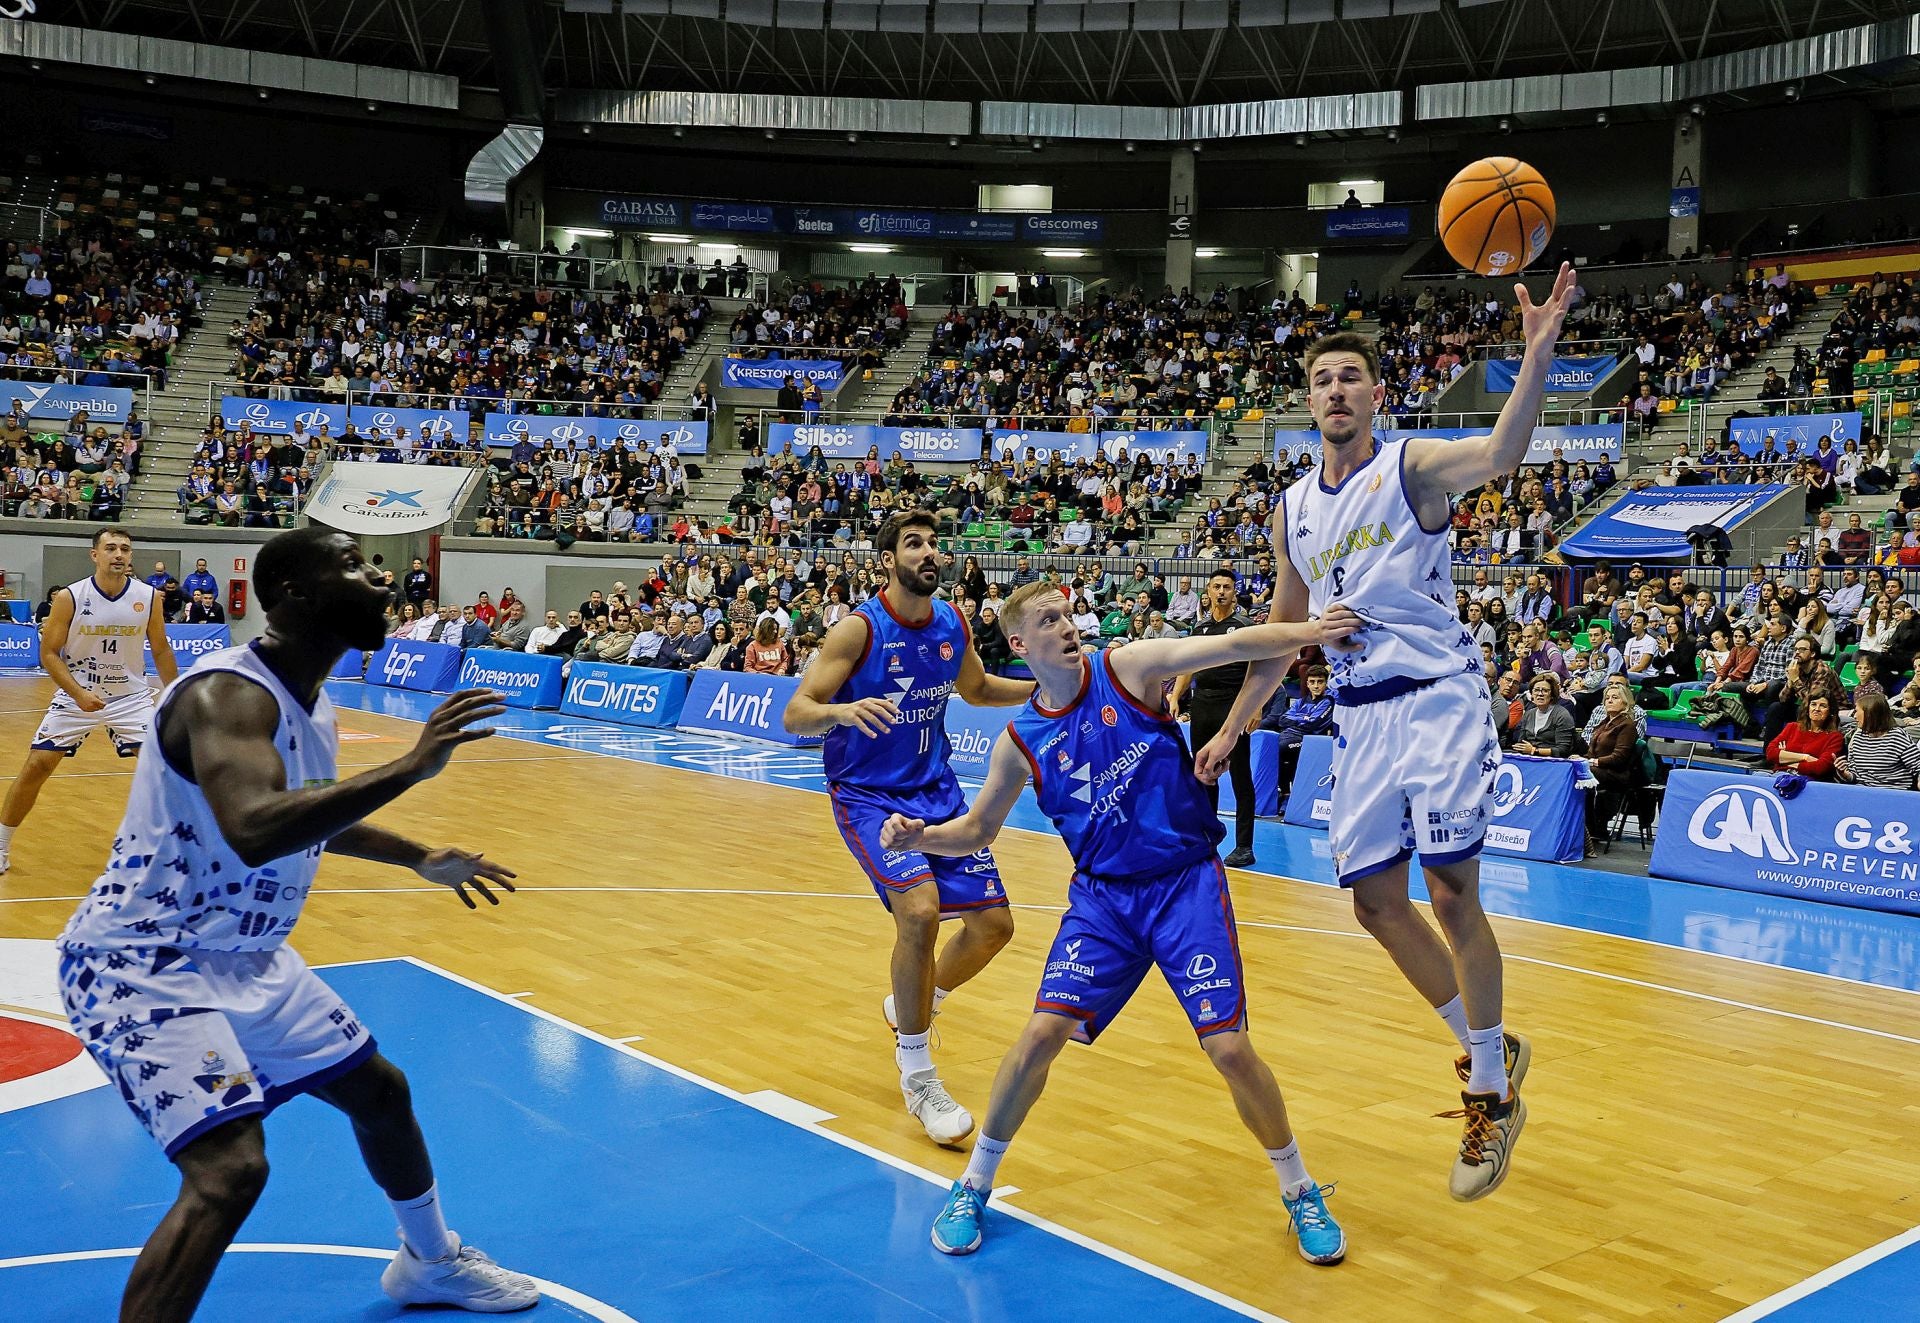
[
  {"xmin": 1195, "ymin": 248, "xmax": 1220, "ymax": 258},
  {"xmin": 1691, "ymin": 101, "xmax": 1705, "ymax": 116},
  {"xmin": 846, "ymin": 132, "xmax": 858, "ymax": 143},
  {"xmin": 1294, "ymin": 133, "xmax": 1307, "ymax": 148},
  {"xmin": 1387, "ymin": 128, "xmax": 1399, "ymax": 141},
  {"xmin": 763, "ymin": 128, "xmax": 776, "ymax": 140},
  {"xmin": 697, "ymin": 242, "xmax": 733, "ymax": 251},
  {"xmin": 567, "ymin": 227, "xmax": 614, "ymax": 239},
  {"xmin": 582, "ymin": 124, "xmax": 593, "ymax": 134},
  {"xmin": 1785, "ymin": 84, "xmax": 1800, "ymax": 101},
  {"xmin": 849, "ymin": 243, "xmax": 893, "ymax": 254},
  {"xmin": 1040, "ymin": 249, "xmax": 1084, "ymax": 259},
  {"xmin": 1192, "ymin": 140, "xmax": 1203, "ymax": 152},
  {"xmin": 365, "ymin": 100, "xmax": 378, "ymax": 113},
  {"xmin": 144, "ymin": 74, "xmax": 157, "ymax": 86},
  {"xmin": 1124, "ymin": 141, "xmax": 1136, "ymax": 153},
  {"xmin": 1498, "ymin": 117, "xmax": 1511, "ymax": 134},
  {"xmin": 257, "ymin": 88, "xmax": 270, "ymax": 100},
  {"xmin": 1337, "ymin": 179, "xmax": 1373, "ymax": 187},
  {"xmin": 647, "ymin": 234, "xmax": 693, "ymax": 244},
  {"xmin": 1596, "ymin": 110, "xmax": 1610, "ymax": 127}
]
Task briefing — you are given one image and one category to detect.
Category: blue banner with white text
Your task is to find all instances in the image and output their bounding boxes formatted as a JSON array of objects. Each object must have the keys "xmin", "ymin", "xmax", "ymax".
[
  {"xmin": 481, "ymin": 413, "xmax": 708, "ymax": 454},
  {"xmin": 943, "ymin": 697, "xmax": 1016, "ymax": 779},
  {"xmin": 1652, "ymin": 770, "xmax": 1920, "ymax": 916},
  {"xmin": 1284, "ymin": 737, "xmax": 1582, "ymax": 862},
  {"xmin": 559, "ymin": 662, "xmax": 691, "ymax": 729},
  {"xmin": 1215, "ymin": 729, "xmax": 1282, "ymax": 818},
  {"xmin": 1098, "ymin": 429, "xmax": 1209, "ymax": 464},
  {"xmin": 1271, "ymin": 422, "xmax": 1623, "ymax": 466},
  {"xmin": 457, "ymin": 648, "xmax": 565, "ymax": 709},
  {"xmin": 678, "ymin": 669, "xmax": 819, "ymax": 746},
  {"xmin": 1, "ymin": 380, "xmax": 135, "ymax": 426},
  {"xmin": 1557, "ymin": 484, "xmax": 1787, "ymax": 561},
  {"xmin": 353, "ymin": 406, "xmax": 468, "ymax": 445},
  {"xmin": 1727, "ymin": 410, "xmax": 1861, "ymax": 456},
  {"xmin": 595, "ymin": 195, "xmax": 1105, "ymax": 243},
  {"xmin": 144, "ymin": 625, "xmax": 232, "ymax": 676},
  {"xmin": 1323, "ymin": 207, "xmax": 1411, "ymax": 241},
  {"xmin": 722, "ymin": 357, "xmax": 850, "ymax": 391},
  {"xmin": 988, "ymin": 429, "xmax": 1098, "ymax": 463},
  {"xmin": 219, "ymin": 397, "xmax": 350, "ymax": 436},
  {"xmin": 1484, "ymin": 355, "xmax": 1618, "ymax": 394},
  {"xmin": 0, "ymin": 623, "xmax": 38, "ymax": 668},
  {"xmin": 367, "ymin": 639, "xmax": 463, "ymax": 694},
  {"xmin": 766, "ymin": 422, "xmax": 983, "ymax": 463}
]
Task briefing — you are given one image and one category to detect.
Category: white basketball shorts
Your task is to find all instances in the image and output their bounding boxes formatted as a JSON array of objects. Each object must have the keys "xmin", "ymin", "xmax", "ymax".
[
  {"xmin": 58, "ymin": 944, "xmax": 374, "ymax": 1157},
  {"xmin": 32, "ymin": 687, "xmax": 156, "ymax": 758},
  {"xmin": 1328, "ymin": 670, "xmax": 1501, "ymax": 887}
]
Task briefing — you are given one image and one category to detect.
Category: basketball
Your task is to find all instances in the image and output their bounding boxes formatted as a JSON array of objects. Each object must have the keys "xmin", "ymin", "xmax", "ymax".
[{"xmin": 1437, "ymin": 156, "xmax": 1557, "ymax": 278}]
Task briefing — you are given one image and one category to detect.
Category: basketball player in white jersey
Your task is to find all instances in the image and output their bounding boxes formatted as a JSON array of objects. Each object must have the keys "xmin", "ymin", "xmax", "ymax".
[
  {"xmin": 1196, "ymin": 262, "xmax": 1576, "ymax": 1202},
  {"xmin": 58, "ymin": 526, "xmax": 539, "ymax": 1319},
  {"xmin": 0, "ymin": 526, "xmax": 176, "ymax": 874}
]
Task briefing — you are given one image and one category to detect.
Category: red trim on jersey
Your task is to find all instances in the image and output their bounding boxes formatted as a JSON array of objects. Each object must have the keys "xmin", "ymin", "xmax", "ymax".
[
  {"xmin": 845, "ymin": 610, "xmax": 874, "ymax": 672},
  {"xmin": 876, "ymin": 589, "xmax": 935, "ymax": 630},
  {"xmin": 1006, "ymin": 725, "xmax": 1043, "ymax": 788},
  {"xmin": 1101, "ymin": 649, "xmax": 1172, "ymax": 723},
  {"xmin": 1194, "ymin": 860, "xmax": 1248, "ymax": 1038},
  {"xmin": 1032, "ymin": 657, "xmax": 1091, "ymax": 717},
  {"xmin": 829, "ymin": 786, "xmax": 930, "ymax": 889}
]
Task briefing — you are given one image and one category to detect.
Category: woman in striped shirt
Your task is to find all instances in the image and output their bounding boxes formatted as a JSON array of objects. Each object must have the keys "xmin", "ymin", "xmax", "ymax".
[{"xmin": 1841, "ymin": 692, "xmax": 1920, "ymax": 790}]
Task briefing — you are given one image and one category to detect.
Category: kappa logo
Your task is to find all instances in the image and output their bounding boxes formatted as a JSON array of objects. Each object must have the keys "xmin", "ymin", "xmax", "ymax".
[{"xmin": 1686, "ymin": 783, "xmax": 1797, "ymax": 863}]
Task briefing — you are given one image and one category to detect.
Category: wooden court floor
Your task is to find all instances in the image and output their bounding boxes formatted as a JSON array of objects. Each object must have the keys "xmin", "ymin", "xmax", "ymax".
[{"xmin": 2, "ymin": 678, "xmax": 1917, "ymax": 1322}]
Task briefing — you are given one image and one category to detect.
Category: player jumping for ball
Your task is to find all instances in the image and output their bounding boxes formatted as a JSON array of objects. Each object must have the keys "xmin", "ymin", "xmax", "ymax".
[{"xmin": 883, "ymin": 582, "xmax": 1364, "ymax": 1263}]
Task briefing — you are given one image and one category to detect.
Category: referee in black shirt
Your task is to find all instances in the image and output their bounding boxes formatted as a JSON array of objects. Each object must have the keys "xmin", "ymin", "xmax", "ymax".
[{"xmin": 1172, "ymin": 568, "xmax": 1258, "ymax": 867}]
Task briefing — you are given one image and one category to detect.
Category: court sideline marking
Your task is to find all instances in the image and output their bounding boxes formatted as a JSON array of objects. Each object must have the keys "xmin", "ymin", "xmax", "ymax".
[{"xmin": 1714, "ymin": 1224, "xmax": 1920, "ymax": 1322}]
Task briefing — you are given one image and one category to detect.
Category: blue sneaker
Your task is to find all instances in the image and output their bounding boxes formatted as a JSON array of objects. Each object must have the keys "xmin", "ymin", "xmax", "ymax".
[
  {"xmin": 930, "ymin": 1180, "xmax": 988, "ymax": 1256},
  {"xmin": 1282, "ymin": 1182, "xmax": 1347, "ymax": 1265}
]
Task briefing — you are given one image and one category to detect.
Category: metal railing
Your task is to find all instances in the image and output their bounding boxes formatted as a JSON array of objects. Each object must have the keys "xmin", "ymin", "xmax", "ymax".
[
  {"xmin": 204, "ymin": 380, "xmax": 718, "ymax": 435},
  {"xmin": 1683, "ymin": 388, "xmax": 1898, "ymax": 450},
  {"xmin": 0, "ymin": 202, "xmax": 52, "ymax": 247},
  {"xmin": 372, "ymin": 244, "xmax": 771, "ymax": 302},
  {"xmin": 894, "ymin": 271, "xmax": 1087, "ymax": 310}
]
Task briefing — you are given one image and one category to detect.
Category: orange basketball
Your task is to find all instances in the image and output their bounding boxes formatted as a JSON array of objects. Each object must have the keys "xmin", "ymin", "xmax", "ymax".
[{"xmin": 1437, "ymin": 157, "xmax": 1556, "ymax": 278}]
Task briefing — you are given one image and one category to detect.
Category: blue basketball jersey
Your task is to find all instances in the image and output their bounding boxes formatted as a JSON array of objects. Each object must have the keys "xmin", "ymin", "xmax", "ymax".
[
  {"xmin": 1007, "ymin": 651, "xmax": 1224, "ymax": 882},
  {"xmin": 822, "ymin": 592, "xmax": 969, "ymax": 791}
]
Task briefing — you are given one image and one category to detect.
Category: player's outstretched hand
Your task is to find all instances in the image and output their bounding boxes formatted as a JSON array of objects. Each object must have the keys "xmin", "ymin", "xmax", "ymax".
[
  {"xmin": 880, "ymin": 814, "xmax": 925, "ymax": 850},
  {"xmin": 402, "ymin": 688, "xmax": 506, "ymax": 781},
  {"xmin": 837, "ymin": 696, "xmax": 901, "ymax": 738},
  {"xmin": 1518, "ymin": 261, "xmax": 1576, "ymax": 350},
  {"xmin": 1316, "ymin": 603, "xmax": 1368, "ymax": 652},
  {"xmin": 416, "ymin": 846, "xmax": 519, "ymax": 909},
  {"xmin": 1194, "ymin": 728, "xmax": 1240, "ymax": 785}
]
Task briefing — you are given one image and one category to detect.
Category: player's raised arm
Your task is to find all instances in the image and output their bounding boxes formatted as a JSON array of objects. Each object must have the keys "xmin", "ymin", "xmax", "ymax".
[
  {"xmin": 783, "ymin": 611, "xmax": 898, "ymax": 737},
  {"xmin": 1193, "ymin": 555, "xmax": 1318, "ymax": 783},
  {"xmin": 881, "ymin": 731, "xmax": 1031, "ymax": 858},
  {"xmin": 1403, "ymin": 262, "xmax": 1575, "ymax": 501},
  {"xmin": 1109, "ymin": 602, "xmax": 1363, "ymax": 698},
  {"xmin": 953, "ymin": 633, "xmax": 1035, "ymax": 707},
  {"xmin": 173, "ymin": 677, "xmax": 504, "ymax": 868}
]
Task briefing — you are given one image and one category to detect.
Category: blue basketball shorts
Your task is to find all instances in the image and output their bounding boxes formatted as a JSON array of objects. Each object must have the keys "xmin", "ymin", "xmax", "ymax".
[
  {"xmin": 828, "ymin": 774, "xmax": 1007, "ymax": 918},
  {"xmin": 1034, "ymin": 857, "xmax": 1245, "ymax": 1044}
]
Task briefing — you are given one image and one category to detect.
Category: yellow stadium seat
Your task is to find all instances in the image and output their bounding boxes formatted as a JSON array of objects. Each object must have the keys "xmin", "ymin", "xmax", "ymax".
[
  {"xmin": 1244, "ymin": 409, "xmax": 1265, "ymax": 422},
  {"xmin": 1866, "ymin": 349, "xmax": 1887, "ymax": 363},
  {"xmin": 1659, "ymin": 397, "xmax": 1678, "ymax": 413},
  {"xmin": 1895, "ymin": 401, "xmax": 1912, "ymax": 418},
  {"xmin": 1901, "ymin": 360, "xmax": 1920, "ymax": 373},
  {"xmin": 1812, "ymin": 284, "xmax": 1829, "ymax": 296},
  {"xmin": 1853, "ymin": 390, "xmax": 1870, "ymax": 403},
  {"xmin": 1214, "ymin": 397, "xmax": 1236, "ymax": 411}
]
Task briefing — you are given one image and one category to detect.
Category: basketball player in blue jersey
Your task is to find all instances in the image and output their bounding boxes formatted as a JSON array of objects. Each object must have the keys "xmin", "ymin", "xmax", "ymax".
[
  {"xmin": 58, "ymin": 527, "xmax": 540, "ymax": 1319},
  {"xmin": 1195, "ymin": 262, "xmax": 1578, "ymax": 1202},
  {"xmin": 0, "ymin": 526, "xmax": 176, "ymax": 874},
  {"xmin": 785, "ymin": 510, "xmax": 1034, "ymax": 1147},
  {"xmin": 881, "ymin": 581, "xmax": 1364, "ymax": 1263}
]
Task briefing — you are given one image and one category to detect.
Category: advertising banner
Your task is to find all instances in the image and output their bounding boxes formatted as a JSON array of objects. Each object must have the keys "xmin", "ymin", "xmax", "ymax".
[
  {"xmin": 597, "ymin": 194, "xmax": 685, "ymax": 229},
  {"xmin": 1323, "ymin": 207, "xmax": 1412, "ymax": 241},
  {"xmin": 1271, "ymin": 422, "xmax": 1624, "ymax": 466},
  {"xmin": 1098, "ymin": 429, "xmax": 1209, "ymax": 464},
  {"xmin": 1727, "ymin": 410, "xmax": 1861, "ymax": 456},
  {"xmin": 481, "ymin": 413, "xmax": 708, "ymax": 454},
  {"xmin": 943, "ymin": 697, "xmax": 1016, "ymax": 779},
  {"xmin": 457, "ymin": 649, "xmax": 565, "ymax": 710},
  {"xmin": 1284, "ymin": 737, "xmax": 1583, "ymax": 862},
  {"xmin": 766, "ymin": 422, "xmax": 983, "ymax": 463},
  {"xmin": 1652, "ymin": 770, "xmax": 1920, "ymax": 917},
  {"xmin": 144, "ymin": 625, "xmax": 231, "ymax": 676},
  {"xmin": 353, "ymin": 406, "xmax": 467, "ymax": 444},
  {"xmin": 721, "ymin": 357, "xmax": 850, "ymax": 390},
  {"xmin": 366, "ymin": 639, "xmax": 463, "ymax": 694},
  {"xmin": 0, "ymin": 623, "xmax": 39, "ymax": 668},
  {"xmin": 1484, "ymin": 355, "xmax": 1618, "ymax": 394},
  {"xmin": 559, "ymin": 662, "xmax": 691, "ymax": 729},
  {"xmin": 1214, "ymin": 729, "xmax": 1282, "ymax": 818},
  {"xmin": 678, "ymin": 670, "xmax": 819, "ymax": 745},
  {"xmin": 306, "ymin": 461, "xmax": 476, "ymax": 536},
  {"xmin": 0, "ymin": 380, "xmax": 135, "ymax": 426},
  {"xmin": 1557, "ymin": 484, "xmax": 1787, "ymax": 561},
  {"xmin": 988, "ymin": 429, "xmax": 1098, "ymax": 463},
  {"xmin": 219, "ymin": 397, "xmax": 350, "ymax": 436}
]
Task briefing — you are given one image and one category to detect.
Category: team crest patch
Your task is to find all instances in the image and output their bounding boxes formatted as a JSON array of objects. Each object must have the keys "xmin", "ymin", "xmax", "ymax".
[
  {"xmin": 132, "ymin": 601, "xmax": 145, "ymax": 613},
  {"xmin": 1100, "ymin": 705, "xmax": 1118, "ymax": 726},
  {"xmin": 1057, "ymin": 749, "xmax": 1073, "ymax": 770},
  {"xmin": 939, "ymin": 642, "xmax": 954, "ymax": 661},
  {"xmin": 1367, "ymin": 473, "xmax": 1383, "ymax": 494}
]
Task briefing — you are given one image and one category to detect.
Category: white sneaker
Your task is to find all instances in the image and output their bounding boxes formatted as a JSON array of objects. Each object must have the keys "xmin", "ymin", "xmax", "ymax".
[
  {"xmin": 882, "ymin": 994, "xmax": 942, "ymax": 1041},
  {"xmin": 902, "ymin": 1068, "xmax": 974, "ymax": 1147},
  {"xmin": 0, "ymin": 849, "xmax": 10, "ymax": 875},
  {"xmin": 380, "ymin": 1230, "xmax": 539, "ymax": 1313}
]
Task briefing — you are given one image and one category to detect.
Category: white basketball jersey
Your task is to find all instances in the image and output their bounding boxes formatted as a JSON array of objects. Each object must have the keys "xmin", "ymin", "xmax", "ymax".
[
  {"xmin": 63, "ymin": 576, "xmax": 158, "ymax": 701},
  {"xmin": 1279, "ymin": 440, "xmax": 1478, "ymax": 692},
  {"xmin": 59, "ymin": 644, "xmax": 339, "ymax": 955}
]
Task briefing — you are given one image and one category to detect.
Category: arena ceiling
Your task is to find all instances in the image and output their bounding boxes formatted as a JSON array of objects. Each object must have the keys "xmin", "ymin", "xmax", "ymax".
[{"xmin": 60, "ymin": 0, "xmax": 1920, "ymax": 106}]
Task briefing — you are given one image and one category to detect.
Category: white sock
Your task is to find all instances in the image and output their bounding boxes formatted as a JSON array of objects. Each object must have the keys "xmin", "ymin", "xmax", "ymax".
[
  {"xmin": 0, "ymin": 824, "xmax": 15, "ymax": 851},
  {"xmin": 1435, "ymin": 995, "xmax": 1471, "ymax": 1052},
  {"xmin": 962, "ymin": 1133, "xmax": 1011, "ymax": 1193},
  {"xmin": 1267, "ymin": 1140, "xmax": 1313, "ymax": 1199},
  {"xmin": 896, "ymin": 1030, "xmax": 934, "ymax": 1079},
  {"xmin": 932, "ymin": 987, "xmax": 950, "ymax": 1012},
  {"xmin": 391, "ymin": 1183, "xmax": 452, "ymax": 1260},
  {"xmin": 1466, "ymin": 1022, "xmax": 1508, "ymax": 1097}
]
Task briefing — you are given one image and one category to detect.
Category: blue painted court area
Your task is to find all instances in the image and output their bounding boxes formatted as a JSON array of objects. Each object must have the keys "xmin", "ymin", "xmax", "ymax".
[
  {"xmin": 329, "ymin": 681, "xmax": 1920, "ymax": 996},
  {"xmin": 0, "ymin": 958, "xmax": 1269, "ymax": 1323}
]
